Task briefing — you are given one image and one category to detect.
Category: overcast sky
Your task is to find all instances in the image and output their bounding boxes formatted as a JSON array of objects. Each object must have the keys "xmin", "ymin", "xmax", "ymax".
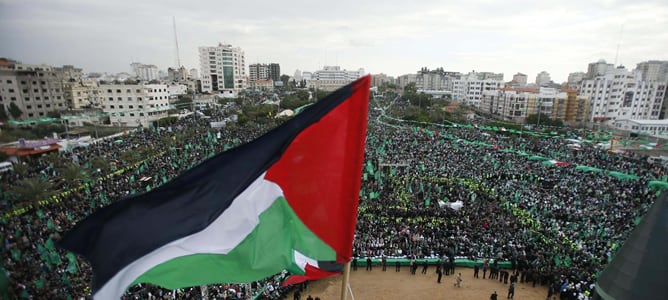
[{"xmin": 1, "ymin": 0, "xmax": 667, "ymax": 83}]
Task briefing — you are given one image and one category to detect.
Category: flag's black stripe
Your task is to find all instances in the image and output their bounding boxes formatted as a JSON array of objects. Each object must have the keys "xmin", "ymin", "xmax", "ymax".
[
  {"xmin": 317, "ymin": 261, "xmax": 344, "ymax": 273},
  {"xmin": 58, "ymin": 79, "xmax": 362, "ymax": 291}
]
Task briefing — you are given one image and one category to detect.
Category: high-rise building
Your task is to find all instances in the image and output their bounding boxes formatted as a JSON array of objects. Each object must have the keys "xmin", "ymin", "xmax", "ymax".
[
  {"xmin": 415, "ymin": 67, "xmax": 459, "ymax": 91},
  {"xmin": 535, "ymin": 71, "xmax": 552, "ymax": 86},
  {"xmin": 512, "ymin": 73, "xmax": 528, "ymax": 86},
  {"xmin": 199, "ymin": 43, "xmax": 246, "ymax": 94},
  {"xmin": 97, "ymin": 83, "xmax": 170, "ymax": 127},
  {"xmin": 636, "ymin": 60, "xmax": 668, "ymax": 82},
  {"xmin": 480, "ymin": 87, "xmax": 588, "ymax": 125},
  {"xmin": 567, "ymin": 72, "xmax": 586, "ymax": 90},
  {"xmin": 130, "ymin": 63, "xmax": 159, "ymax": 81},
  {"xmin": 453, "ymin": 72, "xmax": 504, "ymax": 107},
  {"xmin": 586, "ymin": 59, "xmax": 614, "ymax": 79},
  {"xmin": 371, "ymin": 73, "xmax": 395, "ymax": 88},
  {"xmin": 189, "ymin": 68, "xmax": 198, "ymax": 80},
  {"xmin": 0, "ymin": 59, "xmax": 74, "ymax": 120},
  {"xmin": 580, "ymin": 66, "xmax": 666, "ymax": 123},
  {"xmin": 268, "ymin": 63, "xmax": 280, "ymax": 82},
  {"xmin": 396, "ymin": 74, "xmax": 417, "ymax": 89},
  {"xmin": 167, "ymin": 66, "xmax": 188, "ymax": 82}
]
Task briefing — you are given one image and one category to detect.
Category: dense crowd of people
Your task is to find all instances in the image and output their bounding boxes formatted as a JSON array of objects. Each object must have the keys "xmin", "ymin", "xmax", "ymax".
[{"xmin": 0, "ymin": 97, "xmax": 664, "ymax": 299}]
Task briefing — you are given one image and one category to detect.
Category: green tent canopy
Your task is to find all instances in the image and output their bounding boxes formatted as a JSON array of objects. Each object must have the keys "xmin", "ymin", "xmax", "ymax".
[
  {"xmin": 575, "ymin": 165, "xmax": 604, "ymax": 173},
  {"xmin": 607, "ymin": 171, "xmax": 639, "ymax": 180},
  {"xmin": 648, "ymin": 181, "xmax": 668, "ymax": 190}
]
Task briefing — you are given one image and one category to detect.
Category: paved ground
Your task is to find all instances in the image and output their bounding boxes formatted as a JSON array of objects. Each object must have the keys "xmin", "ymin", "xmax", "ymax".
[{"xmin": 290, "ymin": 267, "xmax": 550, "ymax": 300}]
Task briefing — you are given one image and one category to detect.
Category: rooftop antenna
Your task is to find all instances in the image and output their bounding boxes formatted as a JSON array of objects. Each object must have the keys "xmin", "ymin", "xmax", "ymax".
[
  {"xmin": 614, "ymin": 23, "xmax": 625, "ymax": 66},
  {"xmin": 173, "ymin": 16, "xmax": 181, "ymax": 68}
]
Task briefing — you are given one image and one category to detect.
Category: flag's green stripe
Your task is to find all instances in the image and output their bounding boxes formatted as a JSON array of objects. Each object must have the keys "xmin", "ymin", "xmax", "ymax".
[{"xmin": 131, "ymin": 197, "xmax": 335, "ymax": 289}]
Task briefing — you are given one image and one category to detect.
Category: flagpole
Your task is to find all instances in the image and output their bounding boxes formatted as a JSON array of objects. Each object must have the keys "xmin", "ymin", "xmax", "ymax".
[{"xmin": 339, "ymin": 261, "xmax": 351, "ymax": 300}]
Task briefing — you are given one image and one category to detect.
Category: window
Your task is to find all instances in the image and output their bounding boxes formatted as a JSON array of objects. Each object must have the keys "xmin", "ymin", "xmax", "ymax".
[
  {"xmin": 107, "ymin": 89, "xmax": 112, "ymax": 93},
  {"xmin": 8, "ymin": 89, "xmax": 14, "ymax": 93},
  {"xmin": 26, "ymin": 105, "xmax": 32, "ymax": 109},
  {"xmin": 126, "ymin": 89, "xmax": 131, "ymax": 93},
  {"xmin": 119, "ymin": 105, "xmax": 123, "ymax": 109},
  {"xmin": 6, "ymin": 80, "xmax": 12, "ymax": 84},
  {"xmin": 40, "ymin": 81, "xmax": 46, "ymax": 85},
  {"xmin": 28, "ymin": 113, "xmax": 34, "ymax": 117},
  {"xmin": 37, "ymin": 104, "xmax": 42, "ymax": 108},
  {"xmin": 108, "ymin": 97, "xmax": 113, "ymax": 101},
  {"xmin": 38, "ymin": 112, "xmax": 44, "ymax": 116},
  {"xmin": 22, "ymin": 89, "xmax": 28, "ymax": 93},
  {"xmin": 116, "ymin": 89, "xmax": 121, "ymax": 93},
  {"xmin": 110, "ymin": 105, "xmax": 115, "ymax": 109},
  {"xmin": 129, "ymin": 105, "xmax": 134, "ymax": 109},
  {"xmin": 46, "ymin": 104, "xmax": 51, "ymax": 108}
]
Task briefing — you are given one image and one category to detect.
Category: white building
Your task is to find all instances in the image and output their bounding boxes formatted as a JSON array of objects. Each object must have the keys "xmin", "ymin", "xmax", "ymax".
[
  {"xmin": 612, "ymin": 119, "xmax": 668, "ymax": 137},
  {"xmin": 199, "ymin": 43, "xmax": 246, "ymax": 94},
  {"xmin": 166, "ymin": 83, "xmax": 189, "ymax": 100},
  {"xmin": 305, "ymin": 66, "xmax": 365, "ymax": 91},
  {"xmin": 189, "ymin": 68, "xmax": 198, "ymax": 80},
  {"xmin": 130, "ymin": 63, "xmax": 159, "ymax": 81},
  {"xmin": 98, "ymin": 83, "xmax": 170, "ymax": 127},
  {"xmin": 580, "ymin": 66, "xmax": 667, "ymax": 123},
  {"xmin": 452, "ymin": 72, "xmax": 504, "ymax": 107},
  {"xmin": 293, "ymin": 69, "xmax": 302, "ymax": 82},
  {"xmin": 535, "ymin": 71, "xmax": 552, "ymax": 86}
]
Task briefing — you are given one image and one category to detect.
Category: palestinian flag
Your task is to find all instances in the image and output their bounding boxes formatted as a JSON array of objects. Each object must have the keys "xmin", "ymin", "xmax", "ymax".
[
  {"xmin": 541, "ymin": 160, "xmax": 571, "ymax": 167},
  {"xmin": 58, "ymin": 76, "xmax": 370, "ymax": 299}
]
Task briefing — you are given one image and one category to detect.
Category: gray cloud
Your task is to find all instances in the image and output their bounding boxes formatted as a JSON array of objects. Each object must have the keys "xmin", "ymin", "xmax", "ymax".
[{"xmin": 0, "ymin": 0, "xmax": 666, "ymax": 82}]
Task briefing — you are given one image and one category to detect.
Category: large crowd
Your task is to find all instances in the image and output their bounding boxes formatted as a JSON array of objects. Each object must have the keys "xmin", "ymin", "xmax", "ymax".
[{"xmin": 0, "ymin": 97, "xmax": 664, "ymax": 299}]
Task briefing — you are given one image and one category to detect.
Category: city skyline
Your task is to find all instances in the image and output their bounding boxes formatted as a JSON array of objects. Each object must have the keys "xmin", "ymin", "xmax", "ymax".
[{"xmin": 1, "ymin": 0, "xmax": 667, "ymax": 83}]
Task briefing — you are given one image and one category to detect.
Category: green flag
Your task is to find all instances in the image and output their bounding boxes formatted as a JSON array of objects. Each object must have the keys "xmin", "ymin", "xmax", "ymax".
[
  {"xmin": 65, "ymin": 253, "xmax": 78, "ymax": 274},
  {"xmin": 45, "ymin": 238, "xmax": 56, "ymax": 251},
  {"xmin": 47, "ymin": 218, "xmax": 56, "ymax": 231}
]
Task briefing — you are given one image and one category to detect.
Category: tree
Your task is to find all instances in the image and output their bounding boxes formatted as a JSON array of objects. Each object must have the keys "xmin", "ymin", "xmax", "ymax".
[
  {"xmin": 89, "ymin": 156, "xmax": 110, "ymax": 174},
  {"xmin": 120, "ymin": 149, "xmax": 141, "ymax": 164},
  {"xmin": 280, "ymin": 74, "xmax": 290, "ymax": 87},
  {"xmin": 8, "ymin": 102, "xmax": 22, "ymax": 119},
  {"xmin": 58, "ymin": 163, "xmax": 89, "ymax": 187},
  {"xmin": 0, "ymin": 105, "xmax": 8, "ymax": 121},
  {"xmin": 12, "ymin": 163, "xmax": 28, "ymax": 177},
  {"xmin": 11, "ymin": 177, "xmax": 53, "ymax": 203}
]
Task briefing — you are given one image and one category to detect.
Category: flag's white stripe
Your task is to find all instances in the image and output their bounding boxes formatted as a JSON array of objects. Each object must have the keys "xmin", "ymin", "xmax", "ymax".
[
  {"xmin": 293, "ymin": 250, "xmax": 319, "ymax": 272},
  {"xmin": 95, "ymin": 173, "xmax": 282, "ymax": 300}
]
